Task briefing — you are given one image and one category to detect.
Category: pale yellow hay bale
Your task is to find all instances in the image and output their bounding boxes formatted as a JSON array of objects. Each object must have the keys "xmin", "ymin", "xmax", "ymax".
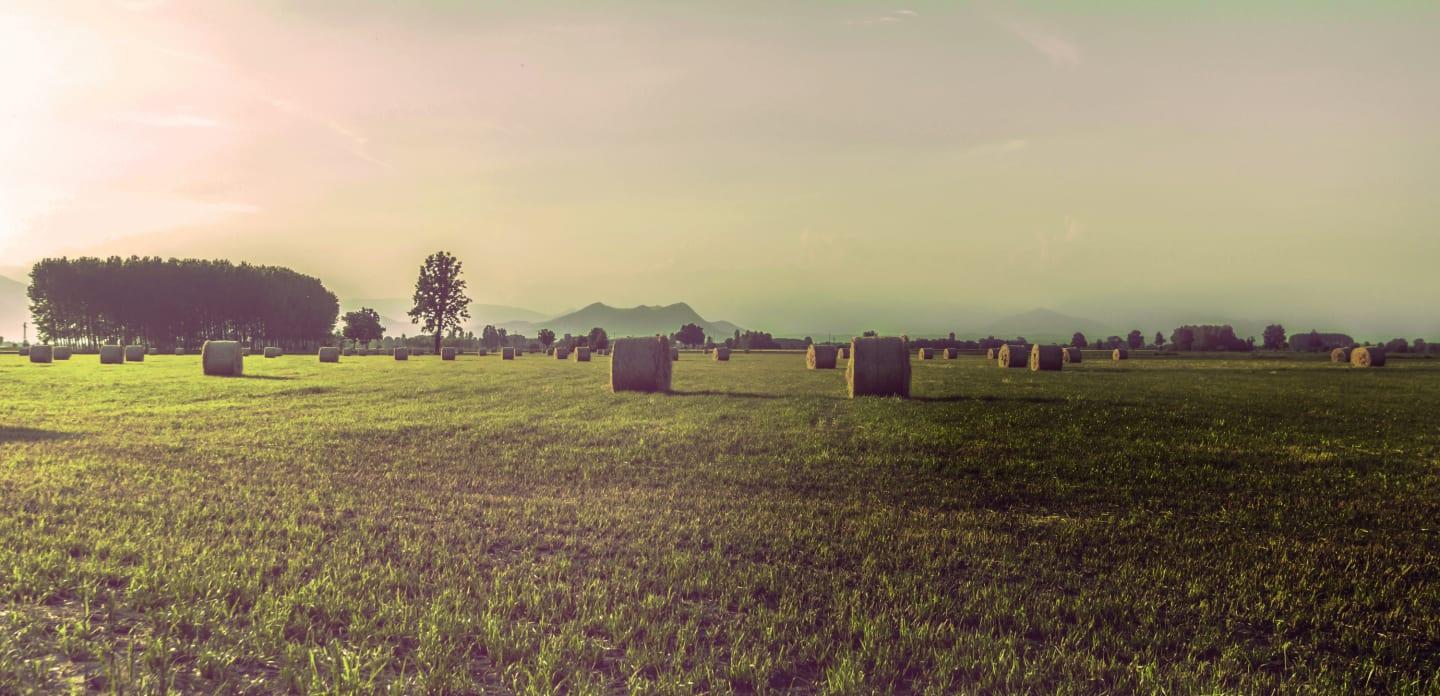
[
  {"xmin": 944, "ymin": 348, "xmax": 959, "ymax": 359},
  {"xmin": 807, "ymin": 344, "xmax": 838, "ymax": 369},
  {"xmin": 1029, "ymin": 344, "xmax": 1063, "ymax": 371},
  {"xmin": 847, "ymin": 336, "xmax": 911, "ymax": 398},
  {"xmin": 712, "ymin": 347, "xmax": 730, "ymax": 361},
  {"xmin": 998, "ymin": 344, "xmax": 1029, "ymax": 369},
  {"xmin": 611, "ymin": 336, "xmax": 672, "ymax": 393},
  {"xmin": 573, "ymin": 346, "xmax": 591, "ymax": 362},
  {"xmin": 1112, "ymin": 348, "xmax": 1129, "ymax": 361},
  {"xmin": 917, "ymin": 348, "xmax": 934, "ymax": 360},
  {"xmin": 1330, "ymin": 347, "xmax": 1352, "ymax": 363},
  {"xmin": 1350, "ymin": 346, "xmax": 1386, "ymax": 368},
  {"xmin": 201, "ymin": 340, "xmax": 243, "ymax": 376}
]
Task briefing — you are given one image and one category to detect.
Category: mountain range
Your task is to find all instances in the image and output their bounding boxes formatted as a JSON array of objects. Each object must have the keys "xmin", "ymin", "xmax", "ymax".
[{"xmin": 500, "ymin": 302, "xmax": 742, "ymax": 340}]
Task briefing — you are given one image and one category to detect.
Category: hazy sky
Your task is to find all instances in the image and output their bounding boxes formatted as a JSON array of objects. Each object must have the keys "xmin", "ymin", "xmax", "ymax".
[{"xmin": 2, "ymin": 1, "xmax": 1437, "ymax": 336}]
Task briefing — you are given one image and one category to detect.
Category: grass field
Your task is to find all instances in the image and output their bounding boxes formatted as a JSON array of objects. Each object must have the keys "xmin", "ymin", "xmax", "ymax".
[{"xmin": 1, "ymin": 351, "xmax": 1437, "ymax": 694}]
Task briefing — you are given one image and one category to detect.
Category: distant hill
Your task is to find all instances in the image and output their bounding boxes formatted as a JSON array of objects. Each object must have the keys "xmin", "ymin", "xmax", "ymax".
[
  {"xmin": 0, "ymin": 275, "xmax": 28, "ymax": 344},
  {"xmin": 503, "ymin": 302, "xmax": 741, "ymax": 340},
  {"xmin": 979, "ymin": 308, "xmax": 1117, "ymax": 344},
  {"xmin": 342, "ymin": 298, "xmax": 547, "ymax": 338}
]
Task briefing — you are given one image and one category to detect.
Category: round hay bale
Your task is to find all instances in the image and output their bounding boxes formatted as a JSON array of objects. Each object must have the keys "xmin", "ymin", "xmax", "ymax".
[
  {"xmin": 917, "ymin": 348, "xmax": 934, "ymax": 360},
  {"xmin": 124, "ymin": 345, "xmax": 146, "ymax": 362},
  {"xmin": 394, "ymin": 348, "xmax": 410, "ymax": 361},
  {"xmin": 1330, "ymin": 347, "xmax": 1353, "ymax": 363},
  {"xmin": 147, "ymin": 347, "xmax": 158, "ymax": 356},
  {"xmin": 610, "ymin": 336, "xmax": 672, "ymax": 393},
  {"xmin": 357, "ymin": 348, "xmax": 368, "ymax": 356},
  {"xmin": 242, "ymin": 348, "xmax": 252, "ymax": 357},
  {"xmin": 838, "ymin": 346, "xmax": 850, "ymax": 360},
  {"xmin": 201, "ymin": 340, "xmax": 243, "ymax": 376},
  {"xmin": 29, "ymin": 345, "xmax": 53, "ymax": 363},
  {"xmin": 53, "ymin": 346, "xmax": 72, "ymax": 361},
  {"xmin": 1351, "ymin": 346, "xmax": 1386, "ymax": 368},
  {"xmin": 671, "ymin": 346, "xmax": 680, "ymax": 361},
  {"xmin": 712, "ymin": 347, "xmax": 730, "ymax": 361},
  {"xmin": 477, "ymin": 349, "xmax": 488, "ymax": 357},
  {"xmin": 1112, "ymin": 348, "xmax": 1129, "ymax": 361},
  {"xmin": 502, "ymin": 347, "xmax": 515, "ymax": 360},
  {"xmin": 998, "ymin": 344, "xmax": 1029, "ymax": 368},
  {"xmin": 944, "ymin": 348, "xmax": 959, "ymax": 359},
  {"xmin": 807, "ymin": 344, "xmax": 838, "ymax": 369},
  {"xmin": 555, "ymin": 347, "xmax": 569, "ymax": 360},
  {"xmin": 573, "ymin": 346, "xmax": 591, "ymax": 362},
  {"xmin": 18, "ymin": 346, "xmax": 29, "ymax": 357},
  {"xmin": 263, "ymin": 347, "xmax": 281, "ymax": 358},
  {"xmin": 319, "ymin": 347, "xmax": 341, "ymax": 363},
  {"xmin": 1030, "ymin": 344, "xmax": 1063, "ymax": 371},
  {"xmin": 342, "ymin": 347, "xmax": 355, "ymax": 356},
  {"xmin": 986, "ymin": 348, "xmax": 996, "ymax": 360},
  {"xmin": 100, "ymin": 345, "xmax": 123, "ymax": 364},
  {"xmin": 847, "ymin": 336, "xmax": 911, "ymax": 398},
  {"xmin": 1061, "ymin": 347, "xmax": 1082, "ymax": 364},
  {"xmin": 442, "ymin": 347, "xmax": 457, "ymax": 361},
  {"xmin": 175, "ymin": 347, "xmax": 185, "ymax": 356}
]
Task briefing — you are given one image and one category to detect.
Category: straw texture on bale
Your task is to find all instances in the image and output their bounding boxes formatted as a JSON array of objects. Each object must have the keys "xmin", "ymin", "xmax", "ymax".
[
  {"xmin": 944, "ymin": 348, "xmax": 959, "ymax": 359},
  {"xmin": 838, "ymin": 346, "xmax": 850, "ymax": 360},
  {"xmin": 261, "ymin": 347, "xmax": 279, "ymax": 358},
  {"xmin": 916, "ymin": 348, "xmax": 934, "ymax": 360},
  {"xmin": 54, "ymin": 346, "xmax": 72, "ymax": 360},
  {"xmin": 986, "ymin": 348, "xmax": 996, "ymax": 360},
  {"xmin": 1331, "ymin": 347, "xmax": 1353, "ymax": 363},
  {"xmin": 806, "ymin": 344, "xmax": 838, "ymax": 369},
  {"xmin": 1112, "ymin": 348, "xmax": 1129, "ymax": 361},
  {"xmin": 125, "ymin": 345, "xmax": 146, "ymax": 362},
  {"xmin": 318, "ymin": 347, "xmax": 341, "ymax": 363},
  {"xmin": 671, "ymin": 346, "xmax": 680, "ymax": 361},
  {"xmin": 572, "ymin": 346, "xmax": 591, "ymax": 362},
  {"xmin": 847, "ymin": 337, "xmax": 911, "ymax": 398},
  {"xmin": 201, "ymin": 341, "xmax": 243, "ymax": 376},
  {"xmin": 100, "ymin": 345, "xmax": 123, "ymax": 364},
  {"xmin": 1030, "ymin": 345, "xmax": 1063, "ymax": 372},
  {"xmin": 1062, "ymin": 347, "xmax": 1082, "ymax": 363},
  {"xmin": 29, "ymin": 346, "xmax": 53, "ymax": 363},
  {"xmin": 394, "ymin": 348, "xmax": 409, "ymax": 361},
  {"xmin": 555, "ymin": 348, "xmax": 569, "ymax": 360},
  {"xmin": 998, "ymin": 344, "xmax": 1029, "ymax": 369},
  {"xmin": 712, "ymin": 347, "xmax": 730, "ymax": 361},
  {"xmin": 610, "ymin": 336, "xmax": 672, "ymax": 393},
  {"xmin": 442, "ymin": 347, "xmax": 457, "ymax": 360},
  {"xmin": 1350, "ymin": 346, "xmax": 1386, "ymax": 368},
  {"xmin": 502, "ymin": 347, "xmax": 515, "ymax": 360}
]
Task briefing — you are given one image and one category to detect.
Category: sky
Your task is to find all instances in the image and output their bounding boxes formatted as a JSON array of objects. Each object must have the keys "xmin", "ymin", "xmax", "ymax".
[{"xmin": 1, "ymin": 1, "xmax": 1437, "ymax": 338}]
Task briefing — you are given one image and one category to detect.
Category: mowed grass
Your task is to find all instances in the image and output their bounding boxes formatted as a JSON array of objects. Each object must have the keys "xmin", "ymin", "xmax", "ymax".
[{"xmin": 1, "ymin": 351, "xmax": 1437, "ymax": 694}]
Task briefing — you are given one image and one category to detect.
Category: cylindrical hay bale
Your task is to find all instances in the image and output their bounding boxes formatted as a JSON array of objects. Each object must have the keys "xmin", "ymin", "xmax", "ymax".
[
  {"xmin": 847, "ymin": 336, "xmax": 911, "ymax": 398},
  {"xmin": 342, "ymin": 347, "xmax": 355, "ymax": 356},
  {"xmin": 573, "ymin": 346, "xmax": 591, "ymax": 362},
  {"xmin": 394, "ymin": 348, "xmax": 410, "ymax": 361},
  {"xmin": 442, "ymin": 347, "xmax": 457, "ymax": 361},
  {"xmin": 944, "ymin": 348, "xmax": 959, "ymax": 359},
  {"xmin": 1112, "ymin": 348, "xmax": 1129, "ymax": 361},
  {"xmin": 1062, "ymin": 347, "xmax": 1082, "ymax": 364},
  {"xmin": 502, "ymin": 347, "xmax": 515, "ymax": 360},
  {"xmin": 477, "ymin": 349, "xmax": 488, "ymax": 357},
  {"xmin": 555, "ymin": 348, "xmax": 569, "ymax": 360},
  {"xmin": 54, "ymin": 346, "xmax": 72, "ymax": 360},
  {"xmin": 998, "ymin": 344, "xmax": 1028, "ymax": 368},
  {"xmin": 18, "ymin": 346, "xmax": 29, "ymax": 357},
  {"xmin": 807, "ymin": 344, "xmax": 838, "ymax": 369},
  {"xmin": 713, "ymin": 347, "xmax": 730, "ymax": 361},
  {"xmin": 147, "ymin": 347, "xmax": 158, "ymax": 356},
  {"xmin": 357, "ymin": 348, "xmax": 368, "ymax": 356},
  {"xmin": 263, "ymin": 347, "xmax": 281, "ymax": 358},
  {"xmin": 917, "ymin": 348, "xmax": 934, "ymax": 360},
  {"xmin": 318, "ymin": 347, "xmax": 341, "ymax": 363},
  {"xmin": 175, "ymin": 347, "xmax": 185, "ymax": 356},
  {"xmin": 838, "ymin": 346, "xmax": 850, "ymax": 360},
  {"xmin": 242, "ymin": 348, "xmax": 252, "ymax": 357},
  {"xmin": 100, "ymin": 345, "xmax": 123, "ymax": 364},
  {"xmin": 1350, "ymin": 346, "xmax": 1386, "ymax": 368},
  {"xmin": 1030, "ymin": 345, "xmax": 1063, "ymax": 372},
  {"xmin": 671, "ymin": 346, "xmax": 680, "ymax": 361},
  {"xmin": 201, "ymin": 340, "xmax": 243, "ymax": 376},
  {"xmin": 1330, "ymin": 347, "xmax": 1353, "ymax": 363},
  {"xmin": 986, "ymin": 348, "xmax": 996, "ymax": 360},
  {"xmin": 29, "ymin": 345, "xmax": 54, "ymax": 363},
  {"xmin": 610, "ymin": 336, "xmax": 672, "ymax": 393},
  {"xmin": 124, "ymin": 345, "xmax": 146, "ymax": 362}
]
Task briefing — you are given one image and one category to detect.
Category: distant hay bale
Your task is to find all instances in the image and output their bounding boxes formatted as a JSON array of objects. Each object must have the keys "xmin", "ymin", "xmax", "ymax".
[
  {"xmin": 807, "ymin": 344, "xmax": 838, "ymax": 369},
  {"xmin": 319, "ymin": 347, "xmax": 340, "ymax": 363},
  {"xmin": 555, "ymin": 347, "xmax": 569, "ymax": 360},
  {"xmin": 201, "ymin": 340, "xmax": 243, "ymax": 376},
  {"xmin": 357, "ymin": 348, "xmax": 368, "ymax": 356},
  {"xmin": 18, "ymin": 346, "xmax": 29, "ymax": 357},
  {"xmin": 100, "ymin": 345, "xmax": 123, "ymax": 364},
  {"xmin": 124, "ymin": 345, "xmax": 145, "ymax": 362},
  {"xmin": 1062, "ymin": 347, "xmax": 1082, "ymax": 364},
  {"xmin": 29, "ymin": 345, "xmax": 53, "ymax": 363},
  {"xmin": 53, "ymin": 346, "xmax": 72, "ymax": 361},
  {"xmin": 838, "ymin": 346, "xmax": 850, "ymax": 360},
  {"xmin": 917, "ymin": 348, "xmax": 934, "ymax": 360},
  {"xmin": 986, "ymin": 348, "xmax": 996, "ymax": 360},
  {"xmin": 502, "ymin": 347, "xmax": 515, "ymax": 360},
  {"xmin": 1330, "ymin": 347, "xmax": 1353, "ymax": 363},
  {"xmin": 712, "ymin": 347, "xmax": 730, "ymax": 361},
  {"xmin": 944, "ymin": 348, "xmax": 959, "ymax": 359},
  {"xmin": 1029, "ymin": 345, "xmax": 1063, "ymax": 372},
  {"xmin": 998, "ymin": 344, "xmax": 1029, "ymax": 368},
  {"xmin": 242, "ymin": 348, "xmax": 252, "ymax": 357},
  {"xmin": 1350, "ymin": 346, "xmax": 1386, "ymax": 368},
  {"xmin": 147, "ymin": 347, "xmax": 158, "ymax": 356},
  {"xmin": 610, "ymin": 336, "xmax": 672, "ymax": 393},
  {"xmin": 342, "ymin": 347, "xmax": 354, "ymax": 356},
  {"xmin": 477, "ymin": 349, "xmax": 488, "ymax": 356},
  {"xmin": 442, "ymin": 347, "xmax": 457, "ymax": 361},
  {"xmin": 573, "ymin": 346, "xmax": 591, "ymax": 362},
  {"xmin": 847, "ymin": 336, "xmax": 911, "ymax": 398},
  {"xmin": 1112, "ymin": 348, "xmax": 1129, "ymax": 361},
  {"xmin": 394, "ymin": 348, "xmax": 409, "ymax": 361},
  {"xmin": 671, "ymin": 346, "xmax": 680, "ymax": 361},
  {"xmin": 175, "ymin": 347, "xmax": 185, "ymax": 356},
  {"xmin": 263, "ymin": 347, "xmax": 281, "ymax": 358}
]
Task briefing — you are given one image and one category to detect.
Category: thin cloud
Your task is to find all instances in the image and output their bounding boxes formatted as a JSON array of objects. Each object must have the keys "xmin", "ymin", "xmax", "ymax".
[
  {"xmin": 846, "ymin": 9, "xmax": 919, "ymax": 26},
  {"xmin": 265, "ymin": 98, "xmax": 391, "ymax": 169},
  {"xmin": 1005, "ymin": 20, "xmax": 1080, "ymax": 67},
  {"xmin": 114, "ymin": 111, "xmax": 222, "ymax": 128}
]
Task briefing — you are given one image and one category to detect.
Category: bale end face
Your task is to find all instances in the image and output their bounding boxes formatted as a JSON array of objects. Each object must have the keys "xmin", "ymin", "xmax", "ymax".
[
  {"xmin": 441, "ymin": 347, "xmax": 457, "ymax": 360},
  {"xmin": 502, "ymin": 347, "xmax": 515, "ymax": 360},
  {"xmin": 1331, "ymin": 347, "xmax": 1353, "ymax": 363},
  {"xmin": 998, "ymin": 344, "xmax": 1030, "ymax": 368},
  {"xmin": 573, "ymin": 347, "xmax": 591, "ymax": 362},
  {"xmin": 611, "ymin": 337, "xmax": 673, "ymax": 393},
  {"xmin": 1350, "ymin": 347, "xmax": 1386, "ymax": 368},
  {"xmin": 847, "ymin": 336, "xmax": 911, "ymax": 398},
  {"xmin": 1030, "ymin": 345, "xmax": 1063, "ymax": 371},
  {"xmin": 986, "ymin": 348, "xmax": 996, "ymax": 360},
  {"xmin": 201, "ymin": 341, "xmax": 244, "ymax": 376},
  {"xmin": 1112, "ymin": 348, "xmax": 1129, "ymax": 361},
  {"xmin": 806, "ymin": 345, "xmax": 838, "ymax": 369},
  {"xmin": 917, "ymin": 348, "xmax": 933, "ymax": 360},
  {"xmin": 1062, "ymin": 347, "xmax": 1082, "ymax": 364},
  {"xmin": 318, "ymin": 347, "xmax": 341, "ymax": 363},
  {"xmin": 944, "ymin": 348, "xmax": 959, "ymax": 359},
  {"xmin": 712, "ymin": 347, "xmax": 731, "ymax": 362}
]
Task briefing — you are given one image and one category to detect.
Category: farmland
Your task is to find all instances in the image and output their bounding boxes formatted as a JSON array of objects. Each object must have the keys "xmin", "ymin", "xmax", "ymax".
[{"xmin": 1, "ymin": 351, "xmax": 1437, "ymax": 693}]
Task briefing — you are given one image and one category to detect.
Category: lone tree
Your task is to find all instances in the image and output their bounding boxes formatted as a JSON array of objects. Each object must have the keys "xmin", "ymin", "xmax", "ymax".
[
  {"xmin": 587, "ymin": 327, "xmax": 609, "ymax": 351},
  {"xmin": 673, "ymin": 323, "xmax": 706, "ymax": 347},
  {"xmin": 1071, "ymin": 331, "xmax": 1087, "ymax": 348},
  {"xmin": 408, "ymin": 251, "xmax": 471, "ymax": 354},
  {"xmin": 1155, "ymin": 331, "xmax": 1164, "ymax": 348},
  {"xmin": 1263, "ymin": 324, "xmax": 1287, "ymax": 350},
  {"xmin": 537, "ymin": 328, "xmax": 556, "ymax": 351},
  {"xmin": 342, "ymin": 307, "xmax": 385, "ymax": 348},
  {"xmin": 1127, "ymin": 330, "xmax": 1144, "ymax": 350}
]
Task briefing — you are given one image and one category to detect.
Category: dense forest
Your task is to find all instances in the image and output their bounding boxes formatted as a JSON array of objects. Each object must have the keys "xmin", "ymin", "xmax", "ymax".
[{"xmin": 27, "ymin": 257, "xmax": 338, "ymax": 351}]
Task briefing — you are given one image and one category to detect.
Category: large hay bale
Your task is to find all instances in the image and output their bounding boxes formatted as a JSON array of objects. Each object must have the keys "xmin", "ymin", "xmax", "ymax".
[
  {"xmin": 477, "ymin": 349, "xmax": 488, "ymax": 357},
  {"xmin": 1062, "ymin": 347, "xmax": 1082, "ymax": 364},
  {"xmin": 442, "ymin": 347, "xmax": 457, "ymax": 361},
  {"xmin": 671, "ymin": 346, "xmax": 680, "ymax": 361},
  {"xmin": 18, "ymin": 346, "xmax": 29, "ymax": 356},
  {"xmin": 610, "ymin": 336, "xmax": 672, "ymax": 393},
  {"xmin": 319, "ymin": 347, "xmax": 341, "ymax": 363},
  {"xmin": 100, "ymin": 345, "xmax": 123, "ymax": 364},
  {"xmin": 838, "ymin": 346, "xmax": 850, "ymax": 360},
  {"xmin": 53, "ymin": 346, "xmax": 72, "ymax": 360},
  {"xmin": 125, "ymin": 345, "xmax": 146, "ymax": 362},
  {"xmin": 1331, "ymin": 347, "xmax": 1353, "ymax": 363},
  {"xmin": 712, "ymin": 347, "xmax": 730, "ymax": 361},
  {"xmin": 1030, "ymin": 344, "xmax": 1063, "ymax": 371},
  {"xmin": 201, "ymin": 340, "xmax": 243, "ymax": 376},
  {"xmin": 1112, "ymin": 348, "xmax": 1129, "ymax": 361},
  {"xmin": 29, "ymin": 345, "xmax": 53, "ymax": 363},
  {"xmin": 986, "ymin": 348, "xmax": 996, "ymax": 360},
  {"xmin": 847, "ymin": 336, "xmax": 910, "ymax": 398},
  {"xmin": 502, "ymin": 347, "xmax": 515, "ymax": 360},
  {"xmin": 342, "ymin": 347, "xmax": 355, "ymax": 356},
  {"xmin": 394, "ymin": 348, "xmax": 409, "ymax": 361},
  {"xmin": 175, "ymin": 347, "xmax": 185, "ymax": 356},
  {"xmin": 242, "ymin": 348, "xmax": 252, "ymax": 357},
  {"xmin": 263, "ymin": 347, "xmax": 281, "ymax": 358},
  {"xmin": 944, "ymin": 348, "xmax": 959, "ymax": 359},
  {"xmin": 917, "ymin": 348, "xmax": 934, "ymax": 360},
  {"xmin": 147, "ymin": 347, "xmax": 158, "ymax": 356},
  {"xmin": 998, "ymin": 344, "xmax": 1029, "ymax": 368},
  {"xmin": 807, "ymin": 344, "xmax": 838, "ymax": 369},
  {"xmin": 573, "ymin": 346, "xmax": 591, "ymax": 362},
  {"xmin": 555, "ymin": 347, "xmax": 569, "ymax": 360},
  {"xmin": 1351, "ymin": 346, "xmax": 1386, "ymax": 368}
]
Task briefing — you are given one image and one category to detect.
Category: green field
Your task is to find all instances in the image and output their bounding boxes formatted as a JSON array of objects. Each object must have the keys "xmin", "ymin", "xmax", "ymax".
[{"xmin": 1, "ymin": 352, "xmax": 1437, "ymax": 694}]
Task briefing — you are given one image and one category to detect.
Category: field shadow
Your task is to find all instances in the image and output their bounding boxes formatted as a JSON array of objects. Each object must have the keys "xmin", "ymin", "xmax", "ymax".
[
  {"xmin": 238, "ymin": 374, "xmax": 296, "ymax": 381},
  {"xmin": 670, "ymin": 389, "xmax": 783, "ymax": 400},
  {"xmin": 913, "ymin": 394, "xmax": 1066, "ymax": 404},
  {"xmin": 0, "ymin": 426, "xmax": 78, "ymax": 444}
]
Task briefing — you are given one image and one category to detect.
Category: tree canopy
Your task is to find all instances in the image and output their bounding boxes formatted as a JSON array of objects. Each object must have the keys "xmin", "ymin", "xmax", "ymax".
[{"xmin": 408, "ymin": 251, "xmax": 471, "ymax": 354}]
